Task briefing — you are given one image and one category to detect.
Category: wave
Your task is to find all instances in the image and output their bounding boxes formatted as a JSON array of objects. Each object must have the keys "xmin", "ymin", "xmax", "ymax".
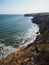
[
  {"xmin": 21, "ymin": 24, "xmax": 39, "ymax": 45},
  {"xmin": 0, "ymin": 43, "xmax": 16, "ymax": 59}
]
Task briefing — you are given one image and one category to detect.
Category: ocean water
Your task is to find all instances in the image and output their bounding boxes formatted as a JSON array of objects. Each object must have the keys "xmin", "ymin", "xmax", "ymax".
[{"xmin": 0, "ymin": 14, "xmax": 39, "ymax": 58}]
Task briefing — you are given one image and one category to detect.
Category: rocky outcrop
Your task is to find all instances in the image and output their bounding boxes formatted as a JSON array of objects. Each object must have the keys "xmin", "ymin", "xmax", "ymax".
[
  {"xmin": 0, "ymin": 13, "xmax": 49, "ymax": 65},
  {"xmin": 31, "ymin": 13, "xmax": 49, "ymax": 44},
  {"xmin": 32, "ymin": 13, "xmax": 49, "ymax": 30}
]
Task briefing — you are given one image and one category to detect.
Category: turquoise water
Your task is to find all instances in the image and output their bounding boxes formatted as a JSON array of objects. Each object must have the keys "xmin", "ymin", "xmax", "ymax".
[{"xmin": 0, "ymin": 14, "xmax": 39, "ymax": 58}]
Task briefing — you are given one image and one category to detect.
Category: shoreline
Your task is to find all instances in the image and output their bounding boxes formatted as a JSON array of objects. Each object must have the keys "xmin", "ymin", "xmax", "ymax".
[
  {"xmin": 0, "ymin": 12, "xmax": 49, "ymax": 65},
  {"xmin": 0, "ymin": 17, "xmax": 39, "ymax": 59}
]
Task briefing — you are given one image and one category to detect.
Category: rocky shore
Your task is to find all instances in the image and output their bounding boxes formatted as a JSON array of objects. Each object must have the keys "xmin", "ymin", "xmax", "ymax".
[{"xmin": 0, "ymin": 12, "xmax": 49, "ymax": 65}]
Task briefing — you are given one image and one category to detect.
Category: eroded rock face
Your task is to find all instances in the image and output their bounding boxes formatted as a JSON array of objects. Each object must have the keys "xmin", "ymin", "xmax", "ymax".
[
  {"xmin": 32, "ymin": 13, "xmax": 49, "ymax": 34},
  {"xmin": 31, "ymin": 13, "xmax": 49, "ymax": 44}
]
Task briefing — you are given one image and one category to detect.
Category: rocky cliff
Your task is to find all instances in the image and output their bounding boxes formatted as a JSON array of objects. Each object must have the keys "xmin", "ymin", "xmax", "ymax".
[
  {"xmin": 32, "ymin": 13, "xmax": 49, "ymax": 44},
  {"xmin": 0, "ymin": 13, "xmax": 49, "ymax": 65}
]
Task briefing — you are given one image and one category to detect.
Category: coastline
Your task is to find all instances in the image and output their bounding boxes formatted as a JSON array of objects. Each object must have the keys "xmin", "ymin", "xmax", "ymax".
[{"xmin": 0, "ymin": 12, "xmax": 49, "ymax": 65}]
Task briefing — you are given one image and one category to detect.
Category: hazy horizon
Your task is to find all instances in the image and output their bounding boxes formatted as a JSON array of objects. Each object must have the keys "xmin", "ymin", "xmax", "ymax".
[{"xmin": 0, "ymin": 0, "xmax": 49, "ymax": 14}]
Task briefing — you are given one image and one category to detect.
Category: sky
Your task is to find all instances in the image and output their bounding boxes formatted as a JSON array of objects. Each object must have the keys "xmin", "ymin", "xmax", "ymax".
[{"xmin": 0, "ymin": 0, "xmax": 49, "ymax": 14}]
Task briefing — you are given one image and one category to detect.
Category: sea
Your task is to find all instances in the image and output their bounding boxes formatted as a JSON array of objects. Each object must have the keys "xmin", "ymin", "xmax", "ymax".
[{"xmin": 0, "ymin": 14, "xmax": 39, "ymax": 58}]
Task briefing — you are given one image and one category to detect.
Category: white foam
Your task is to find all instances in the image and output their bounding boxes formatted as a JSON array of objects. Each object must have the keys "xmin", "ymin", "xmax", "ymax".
[
  {"xmin": 20, "ymin": 24, "xmax": 39, "ymax": 46},
  {"xmin": 0, "ymin": 43, "xmax": 16, "ymax": 59},
  {"xmin": 25, "ymin": 24, "xmax": 39, "ymax": 41}
]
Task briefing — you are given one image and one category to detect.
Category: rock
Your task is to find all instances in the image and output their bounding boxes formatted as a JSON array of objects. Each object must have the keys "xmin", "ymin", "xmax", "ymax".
[
  {"xmin": 24, "ymin": 58, "xmax": 30, "ymax": 62},
  {"xmin": 31, "ymin": 46, "xmax": 40, "ymax": 53}
]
